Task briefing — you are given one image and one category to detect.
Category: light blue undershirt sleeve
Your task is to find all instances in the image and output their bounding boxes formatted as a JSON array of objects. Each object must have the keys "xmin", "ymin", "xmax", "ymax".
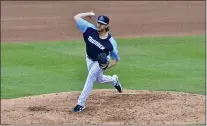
[
  {"xmin": 75, "ymin": 18, "xmax": 96, "ymax": 33},
  {"xmin": 109, "ymin": 37, "xmax": 120, "ymax": 61}
]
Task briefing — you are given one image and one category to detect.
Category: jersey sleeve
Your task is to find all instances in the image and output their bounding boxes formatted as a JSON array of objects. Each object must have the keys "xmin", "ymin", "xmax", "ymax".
[
  {"xmin": 109, "ymin": 37, "xmax": 120, "ymax": 61},
  {"xmin": 75, "ymin": 18, "xmax": 96, "ymax": 33}
]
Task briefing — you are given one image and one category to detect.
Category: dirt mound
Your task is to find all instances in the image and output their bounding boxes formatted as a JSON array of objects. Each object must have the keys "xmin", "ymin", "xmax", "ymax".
[{"xmin": 1, "ymin": 90, "xmax": 205, "ymax": 124}]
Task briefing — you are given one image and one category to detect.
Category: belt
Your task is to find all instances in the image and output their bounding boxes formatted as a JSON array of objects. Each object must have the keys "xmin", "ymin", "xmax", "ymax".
[{"xmin": 87, "ymin": 55, "xmax": 96, "ymax": 61}]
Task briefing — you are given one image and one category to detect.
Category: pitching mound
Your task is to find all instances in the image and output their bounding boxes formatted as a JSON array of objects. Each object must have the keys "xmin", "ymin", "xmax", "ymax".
[{"xmin": 1, "ymin": 89, "xmax": 205, "ymax": 124}]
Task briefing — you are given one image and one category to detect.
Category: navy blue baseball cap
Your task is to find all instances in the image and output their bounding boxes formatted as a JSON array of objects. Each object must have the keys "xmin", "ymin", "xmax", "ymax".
[{"xmin": 97, "ymin": 15, "xmax": 109, "ymax": 25}]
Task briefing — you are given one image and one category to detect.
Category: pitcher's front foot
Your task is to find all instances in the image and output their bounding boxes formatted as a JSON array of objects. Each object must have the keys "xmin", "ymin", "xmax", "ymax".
[{"xmin": 72, "ymin": 105, "xmax": 86, "ymax": 112}]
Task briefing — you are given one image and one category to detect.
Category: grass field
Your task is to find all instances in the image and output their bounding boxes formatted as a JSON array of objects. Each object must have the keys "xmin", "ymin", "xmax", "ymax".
[{"xmin": 1, "ymin": 36, "xmax": 205, "ymax": 99}]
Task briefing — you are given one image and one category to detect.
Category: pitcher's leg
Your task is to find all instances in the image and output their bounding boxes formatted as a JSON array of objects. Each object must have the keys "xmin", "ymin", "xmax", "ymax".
[
  {"xmin": 77, "ymin": 62, "xmax": 102, "ymax": 107},
  {"xmin": 96, "ymin": 73, "xmax": 116, "ymax": 86},
  {"xmin": 96, "ymin": 73, "xmax": 123, "ymax": 93},
  {"xmin": 86, "ymin": 55, "xmax": 94, "ymax": 71}
]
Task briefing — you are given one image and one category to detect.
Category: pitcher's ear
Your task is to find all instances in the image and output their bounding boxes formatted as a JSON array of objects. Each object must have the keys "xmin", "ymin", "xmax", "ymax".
[{"xmin": 106, "ymin": 26, "xmax": 110, "ymax": 31}]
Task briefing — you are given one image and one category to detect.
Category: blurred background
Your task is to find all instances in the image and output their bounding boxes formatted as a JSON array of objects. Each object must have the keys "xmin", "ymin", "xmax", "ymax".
[{"xmin": 1, "ymin": 1, "xmax": 205, "ymax": 42}]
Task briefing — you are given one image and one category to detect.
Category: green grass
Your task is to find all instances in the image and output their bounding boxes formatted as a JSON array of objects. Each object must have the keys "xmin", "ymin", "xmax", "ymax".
[{"xmin": 1, "ymin": 35, "xmax": 205, "ymax": 98}]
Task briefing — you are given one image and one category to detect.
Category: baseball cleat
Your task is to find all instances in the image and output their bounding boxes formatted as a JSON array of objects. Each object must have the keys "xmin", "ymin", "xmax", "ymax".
[
  {"xmin": 72, "ymin": 105, "xmax": 85, "ymax": 112},
  {"xmin": 113, "ymin": 75, "xmax": 123, "ymax": 93}
]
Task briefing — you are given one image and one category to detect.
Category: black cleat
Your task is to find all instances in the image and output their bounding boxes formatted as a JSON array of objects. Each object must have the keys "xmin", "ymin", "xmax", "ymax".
[
  {"xmin": 113, "ymin": 75, "xmax": 123, "ymax": 93},
  {"xmin": 72, "ymin": 105, "xmax": 85, "ymax": 112}
]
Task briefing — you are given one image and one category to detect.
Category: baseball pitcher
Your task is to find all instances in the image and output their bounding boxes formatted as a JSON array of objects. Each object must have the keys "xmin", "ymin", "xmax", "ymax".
[{"xmin": 72, "ymin": 11, "xmax": 123, "ymax": 112}]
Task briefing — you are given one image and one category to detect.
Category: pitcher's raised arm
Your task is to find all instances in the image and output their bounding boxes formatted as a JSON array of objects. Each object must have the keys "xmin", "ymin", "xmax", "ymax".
[{"xmin": 73, "ymin": 12, "xmax": 96, "ymax": 33}]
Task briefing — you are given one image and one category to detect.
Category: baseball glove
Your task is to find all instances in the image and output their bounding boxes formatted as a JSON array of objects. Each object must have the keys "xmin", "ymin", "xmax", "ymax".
[{"xmin": 96, "ymin": 52, "xmax": 109, "ymax": 70}]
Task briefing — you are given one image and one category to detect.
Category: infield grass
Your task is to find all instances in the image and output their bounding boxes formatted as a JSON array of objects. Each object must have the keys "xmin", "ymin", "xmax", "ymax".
[{"xmin": 1, "ymin": 36, "xmax": 205, "ymax": 98}]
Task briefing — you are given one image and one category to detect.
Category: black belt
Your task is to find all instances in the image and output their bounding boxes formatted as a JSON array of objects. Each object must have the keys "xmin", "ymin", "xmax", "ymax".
[{"xmin": 87, "ymin": 56, "xmax": 96, "ymax": 61}]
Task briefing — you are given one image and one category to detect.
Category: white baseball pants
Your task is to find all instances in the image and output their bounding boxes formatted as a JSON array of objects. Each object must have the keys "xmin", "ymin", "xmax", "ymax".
[{"xmin": 77, "ymin": 55, "xmax": 117, "ymax": 106}]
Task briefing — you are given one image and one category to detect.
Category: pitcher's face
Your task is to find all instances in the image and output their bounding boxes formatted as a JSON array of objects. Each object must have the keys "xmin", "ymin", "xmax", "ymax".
[{"xmin": 96, "ymin": 22, "xmax": 108, "ymax": 33}]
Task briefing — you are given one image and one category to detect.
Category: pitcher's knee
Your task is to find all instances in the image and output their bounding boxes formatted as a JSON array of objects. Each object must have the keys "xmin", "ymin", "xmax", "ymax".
[
  {"xmin": 87, "ymin": 74, "xmax": 96, "ymax": 82},
  {"xmin": 96, "ymin": 76, "xmax": 103, "ymax": 83}
]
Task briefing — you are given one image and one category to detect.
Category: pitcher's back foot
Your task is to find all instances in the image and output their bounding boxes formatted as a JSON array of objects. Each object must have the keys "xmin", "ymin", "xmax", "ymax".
[{"xmin": 113, "ymin": 75, "xmax": 123, "ymax": 93}]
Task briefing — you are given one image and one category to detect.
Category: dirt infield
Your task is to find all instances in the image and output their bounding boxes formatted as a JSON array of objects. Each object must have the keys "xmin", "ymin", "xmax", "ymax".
[
  {"xmin": 1, "ymin": 1, "xmax": 205, "ymax": 125},
  {"xmin": 1, "ymin": 90, "xmax": 205, "ymax": 124},
  {"xmin": 1, "ymin": 1, "xmax": 205, "ymax": 42}
]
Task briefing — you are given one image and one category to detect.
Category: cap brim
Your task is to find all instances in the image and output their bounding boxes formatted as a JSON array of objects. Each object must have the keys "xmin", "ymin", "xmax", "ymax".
[{"xmin": 97, "ymin": 20, "xmax": 107, "ymax": 25}]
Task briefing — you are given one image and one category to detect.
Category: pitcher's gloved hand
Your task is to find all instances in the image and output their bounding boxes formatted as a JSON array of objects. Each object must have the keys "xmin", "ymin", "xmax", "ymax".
[
  {"xmin": 100, "ymin": 63, "xmax": 109, "ymax": 70},
  {"xmin": 96, "ymin": 52, "xmax": 109, "ymax": 70}
]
